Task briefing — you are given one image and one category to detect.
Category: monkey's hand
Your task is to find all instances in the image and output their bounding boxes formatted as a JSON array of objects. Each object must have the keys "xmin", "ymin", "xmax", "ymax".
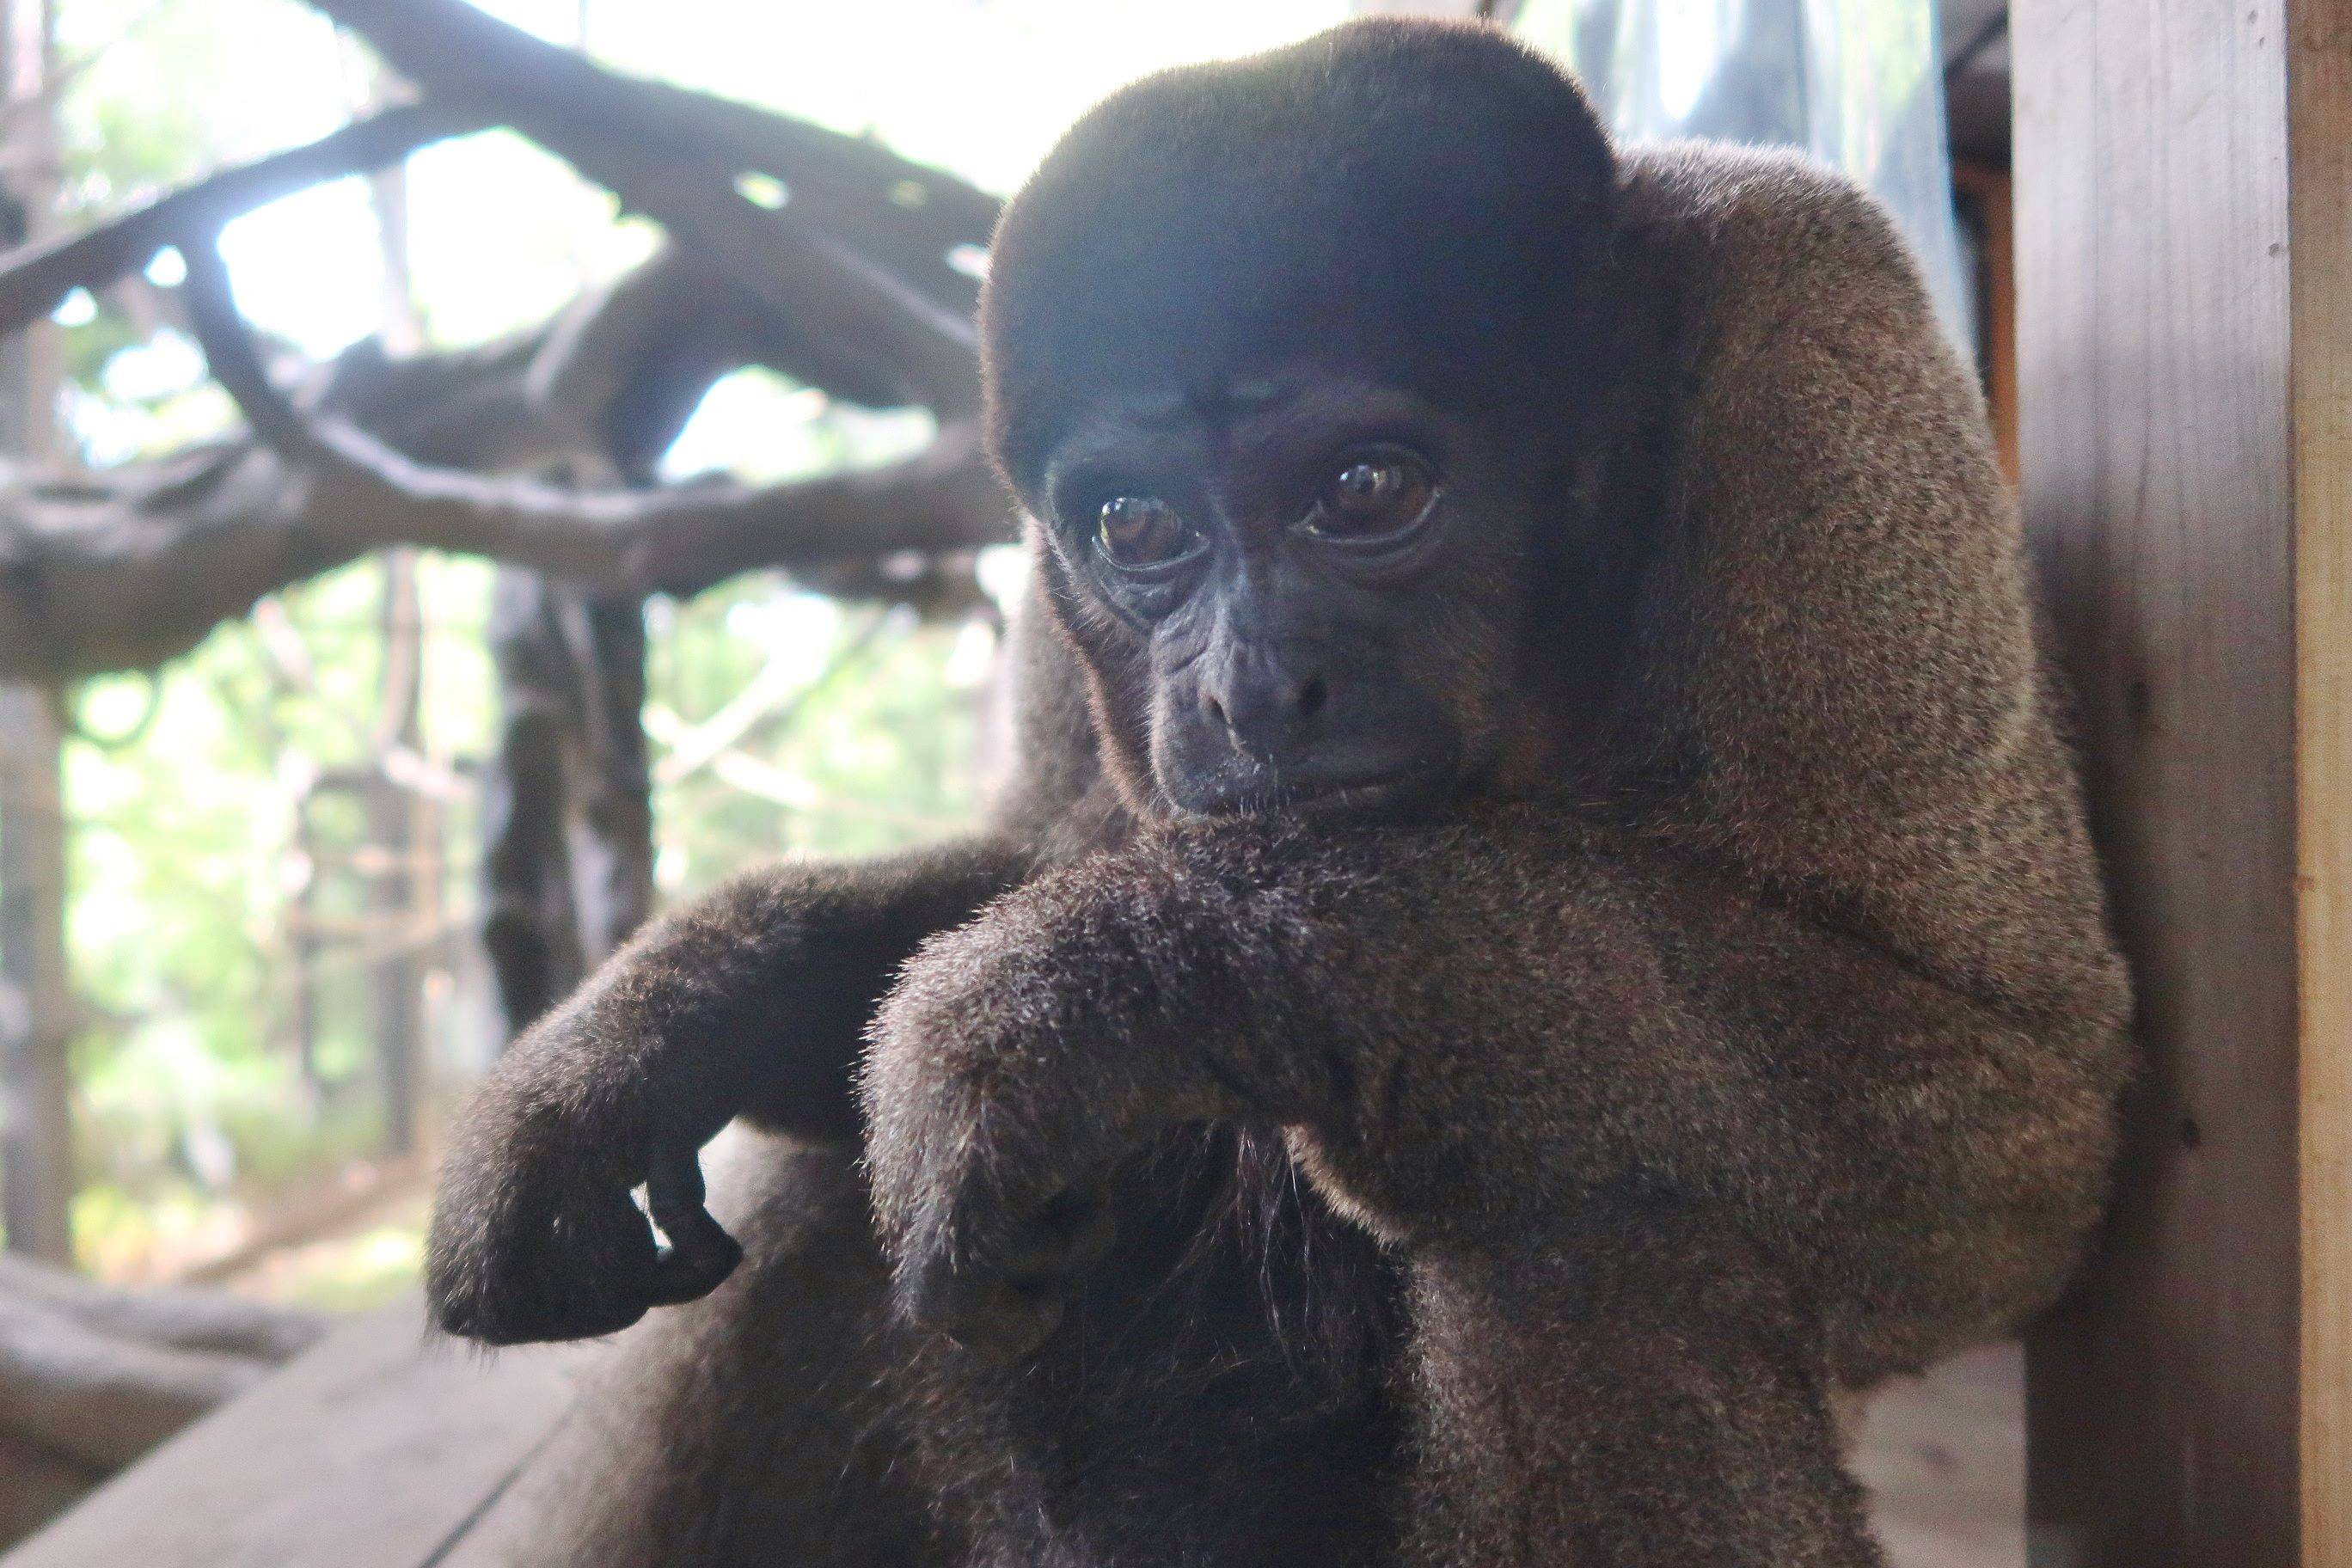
[
  {"xmin": 425, "ymin": 1000, "xmax": 746, "ymax": 1346},
  {"xmin": 427, "ymin": 839, "xmax": 1032, "ymax": 1345},
  {"xmin": 861, "ymin": 826, "xmax": 1334, "ymax": 1361}
]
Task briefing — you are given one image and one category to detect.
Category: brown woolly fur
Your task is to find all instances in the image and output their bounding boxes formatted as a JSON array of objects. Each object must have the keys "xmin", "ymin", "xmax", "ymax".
[{"xmin": 424, "ymin": 17, "xmax": 2129, "ymax": 1567}]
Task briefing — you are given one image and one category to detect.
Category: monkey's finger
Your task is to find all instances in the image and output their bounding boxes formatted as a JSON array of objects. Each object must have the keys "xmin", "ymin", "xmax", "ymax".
[
  {"xmin": 646, "ymin": 1207, "xmax": 742, "ymax": 1305},
  {"xmin": 490, "ymin": 1188, "xmax": 660, "ymax": 1344},
  {"xmin": 991, "ymin": 1183, "xmax": 1118, "ymax": 1281},
  {"xmin": 646, "ymin": 1146, "xmax": 744, "ymax": 1306},
  {"xmin": 903, "ymin": 1245, "xmax": 1067, "ymax": 1364}
]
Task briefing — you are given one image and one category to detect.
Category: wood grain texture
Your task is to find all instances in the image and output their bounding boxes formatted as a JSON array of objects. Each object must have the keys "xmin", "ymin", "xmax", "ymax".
[
  {"xmin": 1952, "ymin": 161, "xmax": 2018, "ymax": 486},
  {"xmin": 0, "ymin": 1302, "xmax": 591, "ymax": 1568},
  {"xmin": 1853, "ymin": 1342, "xmax": 2025, "ymax": 1568},
  {"xmin": 2292, "ymin": 0, "xmax": 2352, "ymax": 1560},
  {"xmin": 2015, "ymin": 0, "xmax": 2348, "ymax": 1561}
]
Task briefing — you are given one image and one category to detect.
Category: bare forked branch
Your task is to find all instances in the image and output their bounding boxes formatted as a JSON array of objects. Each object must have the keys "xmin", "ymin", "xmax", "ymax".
[
  {"xmin": 310, "ymin": 0, "xmax": 998, "ymax": 403},
  {"xmin": 0, "ymin": 0, "xmax": 1018, "ymax": 684}
]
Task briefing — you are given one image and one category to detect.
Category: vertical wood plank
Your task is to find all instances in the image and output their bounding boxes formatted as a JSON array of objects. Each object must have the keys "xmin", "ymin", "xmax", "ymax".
[
  {"xmin": 2013, "ymin": 0, "xmax": 2299, "ymax": 1560},
  {"xmin": 0, "ymin": 0, "xmax": 69, "ymax": 1266},
  {"xmin": 2015, "ymin": 0, "xmax": 2349, "ymax": 1560},
  {"xmin": 2292, "ymin": 1, "xmax": 2352, "ymax": 1559},
  {"xmin": 0, "ymin": 687, "xmax": 70, "ymax": 1264},
  {"xmin": 1952, "ymin": 161, "xmax": 2018, "ymax": 485}
]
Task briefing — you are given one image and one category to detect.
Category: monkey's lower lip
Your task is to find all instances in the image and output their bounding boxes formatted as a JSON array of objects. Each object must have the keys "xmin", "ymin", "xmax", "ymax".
[{"xmin": 1183, "ymin": 760, "xmax": 1452, "ymax": 818}]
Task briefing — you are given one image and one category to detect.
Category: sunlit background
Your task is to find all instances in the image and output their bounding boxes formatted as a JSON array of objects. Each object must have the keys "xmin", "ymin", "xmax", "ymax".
[{"xmin": 43, "ymin": 0, "xmax": 1360, "ymax": 1300}]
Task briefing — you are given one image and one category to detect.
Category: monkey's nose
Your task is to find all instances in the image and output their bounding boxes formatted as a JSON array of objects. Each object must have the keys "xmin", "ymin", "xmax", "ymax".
[{"xmin": 1202, "ymin": 657, "xmax": 1329, "ymax": 759}]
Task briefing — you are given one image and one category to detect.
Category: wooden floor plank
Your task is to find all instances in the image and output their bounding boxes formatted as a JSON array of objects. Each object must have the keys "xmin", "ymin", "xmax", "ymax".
[
  {"xmin": 1854, "ymin": 1341, "xmax": 2025, "ymax": 1568},
  {"xmin": 0, "ymin": 1301, "xmax": 588, "ymax": 1568},
  {"xmin": 6, "ymin": 1293, "xmax": 2026, "ymax": 1564}
]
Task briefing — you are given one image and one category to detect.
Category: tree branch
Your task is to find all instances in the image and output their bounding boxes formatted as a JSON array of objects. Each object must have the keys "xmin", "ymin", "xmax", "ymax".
[
  {"xmin": 310, "ymin": 0, "xmax": 986, "ymax": 414},
  {"xmin": 0, "ymin": 410, "xmax": 1006, "ymax": 683},
  {"xmin": 309, "ymin": 0, "xmax": 1000, "ymax": 303},
  {"xmin": 181, "ymin": 236, "xmax": 1004, "ymax": 581},
  {"xmin": 0, "ymin": 12, "xmax": 1020, "ymax": 685},
  {"xmin": 593, "ymin": 158, "xmax": 979, "ymax": 414},
  {"xmin": 177, "ymin": 242, "xmax": 312, "ymax": 451},
  {"xmin": 0, "ymin": 101, "xmax": 490, "ymax": 340},
  {"xmin": 0, "ymin": 244, "xmax": 1008, "ymax": 684}
]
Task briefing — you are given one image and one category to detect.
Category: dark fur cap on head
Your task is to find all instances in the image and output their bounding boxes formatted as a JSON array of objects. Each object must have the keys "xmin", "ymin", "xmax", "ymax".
[{"xmin": 977, "ymin": 17, "xmax": 1616, "ymax": 505}]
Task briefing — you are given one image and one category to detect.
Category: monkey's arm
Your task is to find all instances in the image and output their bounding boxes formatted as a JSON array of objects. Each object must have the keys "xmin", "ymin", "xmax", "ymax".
[
  {"xmin": 861, "ymin": 808, "xmax": 2124, "ymax": 1370},
  {"xmin": 861, "ymin": 813, "xmax": 2118, "ymax": 1565},
  {"xmin": 428, "ymin": 835, "xmax": 1031, "ymax": 1345}
]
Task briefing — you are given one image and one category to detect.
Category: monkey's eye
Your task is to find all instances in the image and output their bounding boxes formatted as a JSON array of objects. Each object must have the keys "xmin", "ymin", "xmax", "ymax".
[
  {"xmin": 1095, "ymin": 495, "xmax": 1200, "ymax": 571},
  {"xmin": 1303, "ymin": 446, "xmax": 1437, "ymax": 542}
]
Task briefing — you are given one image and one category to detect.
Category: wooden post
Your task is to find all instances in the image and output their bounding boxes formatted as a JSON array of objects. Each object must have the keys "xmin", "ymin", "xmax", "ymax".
[
  {"xmin": 2013, "ymin": 1, "xmax": 2349, "ymax": 1563},
  {"xmin": 1951, "ymin": 160, "xmax": 2018, "ymax": 486},
  {"xmin": 0, "ymin": 0, "xmax": 68, "ymax": 1265},
  {"xmin": 2290, "ymin": 7, "xmax": 2352, "ymax": 1556},
  {"xmin": 0, "ymin": 687, "xmax": 70, "ymax": 1264},
  {"xmin": 362, "ymin": 125, "xmax": 433, "ymax": 1156},
  {"xmin": 363, "ymin": 550, "xmax": 426, "ymax": 1158}
]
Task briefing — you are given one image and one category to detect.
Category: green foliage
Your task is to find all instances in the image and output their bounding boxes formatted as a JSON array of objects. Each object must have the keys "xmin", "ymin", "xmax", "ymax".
[
  {"xmin": 64, "ymin": 552, "xmax": 500, "ymax": 1277},
  {"xmin": 648, "ymin": 583, "xmax": 992, "ymax": 894},
  {"xmin": 57, "ymin": 0, "xmax": 352, "ymax": 200}
]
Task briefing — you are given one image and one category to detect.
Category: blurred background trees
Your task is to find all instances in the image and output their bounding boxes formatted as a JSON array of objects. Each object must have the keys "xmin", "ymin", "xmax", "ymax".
[{"xmin": 0, "ymin": 0, "xmax": 1365, "ymax": 1303}]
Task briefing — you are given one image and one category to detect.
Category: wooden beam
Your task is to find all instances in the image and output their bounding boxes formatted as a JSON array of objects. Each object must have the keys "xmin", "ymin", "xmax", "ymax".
[
  {"xmin": 2013, "ymin": 0, "xmax": 2350, "ymax": 1561},
  {"xmin": 0, "ymin": 0, "xmax": 69, "ymax": 1269},
  {"xmin": 2290, "ymin": 1, "xmax": 2352, "ymax": 1558}
]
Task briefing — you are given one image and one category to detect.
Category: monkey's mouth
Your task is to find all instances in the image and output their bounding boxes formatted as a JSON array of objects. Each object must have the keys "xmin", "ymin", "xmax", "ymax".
[{"xmin": 1173, "ymin": 756, "xmax": 1455, "ymax": 820}]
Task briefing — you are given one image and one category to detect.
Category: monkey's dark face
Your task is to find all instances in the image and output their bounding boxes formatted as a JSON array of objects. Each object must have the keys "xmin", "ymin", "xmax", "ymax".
[
  {"xmin": 1036, "ymin": 368, "xmax": 1536, "ymax": 818},
  {"xmin": 981, "ymin": 19, "xmax": 1620, "ymax": 818}
]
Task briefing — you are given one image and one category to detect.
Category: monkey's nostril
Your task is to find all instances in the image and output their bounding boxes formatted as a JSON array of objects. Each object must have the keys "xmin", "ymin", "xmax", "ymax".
[
  {"xmin": 1297, "ymin": 677, "xmax": 1328, "ymax": 720},
  {"xmin": 1204, "ymin": 693, "xmax": 1230, "ymax": 731}
]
